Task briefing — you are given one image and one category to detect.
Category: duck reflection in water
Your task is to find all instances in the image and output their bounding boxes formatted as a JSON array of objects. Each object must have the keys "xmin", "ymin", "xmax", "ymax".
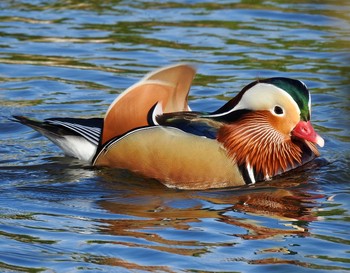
[{"xmin": 92, "ymin": 159, "xmax": 326, "ymax": 269}]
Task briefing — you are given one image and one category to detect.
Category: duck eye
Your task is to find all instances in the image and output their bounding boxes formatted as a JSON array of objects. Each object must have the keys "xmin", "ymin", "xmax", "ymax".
[{"xmin": 274, "ymin": 106, "xmax": 284, "ymax": 115}]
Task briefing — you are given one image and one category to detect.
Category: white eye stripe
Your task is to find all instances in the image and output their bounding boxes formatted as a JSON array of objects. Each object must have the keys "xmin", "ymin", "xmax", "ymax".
[{"xmin": 207, "ymin": 83, "xmax": 300, "ymax": 118}]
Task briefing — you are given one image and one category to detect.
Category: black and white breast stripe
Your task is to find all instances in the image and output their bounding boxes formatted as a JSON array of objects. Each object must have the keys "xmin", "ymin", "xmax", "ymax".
[{"xmin": 238, "ymin": 163, "xmax": 267, "ymax": 185}]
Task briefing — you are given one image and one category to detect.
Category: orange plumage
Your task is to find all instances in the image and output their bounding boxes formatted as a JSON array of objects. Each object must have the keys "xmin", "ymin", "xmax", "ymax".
[{"xmin": 13, "ymin": 64, "xmax": 324, "ymax": 189}]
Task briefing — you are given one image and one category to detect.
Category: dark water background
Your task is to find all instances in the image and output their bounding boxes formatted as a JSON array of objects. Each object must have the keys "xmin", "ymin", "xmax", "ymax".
[{"xmin": 0, "ymin": 1, "xmax": 349, "ymax": 272}]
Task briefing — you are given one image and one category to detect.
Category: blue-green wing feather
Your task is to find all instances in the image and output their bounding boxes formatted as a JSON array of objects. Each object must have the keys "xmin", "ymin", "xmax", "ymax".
[{"xmin": 156, "ymin": 112, "xmax": 220, "ymax": 139}]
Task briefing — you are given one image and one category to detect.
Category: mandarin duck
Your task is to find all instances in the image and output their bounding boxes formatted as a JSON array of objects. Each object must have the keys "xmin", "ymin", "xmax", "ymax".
[{"xmin": 13, "ymin": 64, "xmax": 324, "ymax": 189}]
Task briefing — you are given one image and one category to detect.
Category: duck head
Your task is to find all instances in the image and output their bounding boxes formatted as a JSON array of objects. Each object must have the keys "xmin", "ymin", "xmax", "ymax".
[{"xmin": 214, "ymin": 77, "xmax": 324, "ymax": 182}]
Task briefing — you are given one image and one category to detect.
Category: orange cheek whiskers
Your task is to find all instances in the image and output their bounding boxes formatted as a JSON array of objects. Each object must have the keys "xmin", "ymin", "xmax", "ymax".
[{"xmin": 217, "ymin": 114, "xmax": 305, "ymax": 179}]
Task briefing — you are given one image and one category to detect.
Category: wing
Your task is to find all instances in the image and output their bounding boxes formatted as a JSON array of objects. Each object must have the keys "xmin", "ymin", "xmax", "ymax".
[
  {"xmin": 13, "ymin": 116, "xmax": 102, "ymax": 162},
  {"xmin": 45, "ymin": 117, "xmax": 102, "ymax": 145},
  {"xmin": 156, "ymin": 111, "xmax": 222, "ymax": 139},
  {"xmin": 101, "ymin": 64, "xmax": 196, "ymax": 145}
]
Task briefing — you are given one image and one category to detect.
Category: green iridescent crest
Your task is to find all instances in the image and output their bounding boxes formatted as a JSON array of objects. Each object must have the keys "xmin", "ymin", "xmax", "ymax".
[{"xmin": 261, "ymin": 77, "xmax": 311, "ymax": 121}]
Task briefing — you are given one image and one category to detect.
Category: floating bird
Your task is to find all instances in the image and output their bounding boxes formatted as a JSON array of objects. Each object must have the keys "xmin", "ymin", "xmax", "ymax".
[{"xmin": 13, "ymin": 64, "xmax": 324, "ymax": 189}]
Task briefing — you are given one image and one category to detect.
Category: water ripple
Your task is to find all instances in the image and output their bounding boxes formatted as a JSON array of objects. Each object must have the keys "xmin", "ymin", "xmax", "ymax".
[{"xmin": 0, "ymin": 0, "xmax": 349, "ymax": 272}]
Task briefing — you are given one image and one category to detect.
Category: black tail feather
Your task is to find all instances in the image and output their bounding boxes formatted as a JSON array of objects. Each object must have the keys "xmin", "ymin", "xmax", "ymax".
[
  {"xmin": 12, "ymin": 115, "xmax": 79, "ymax": 137},
  {"xmin": 12, "ymin": 116, "xmax": 103, "ymax": 145},
  {"xmin": 12, "ymin": 115, "xmax": 102, "ymax": 161}
]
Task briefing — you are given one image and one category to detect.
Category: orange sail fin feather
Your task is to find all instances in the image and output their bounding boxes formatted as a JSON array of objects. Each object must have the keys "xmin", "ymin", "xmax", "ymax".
[
  {"xmin": 13, "ymin": 64, "xmax": 324, "ymax": 189},
  {"xmin": 102, "ymin": 64, "xmax": 196, "ymax": 144}
]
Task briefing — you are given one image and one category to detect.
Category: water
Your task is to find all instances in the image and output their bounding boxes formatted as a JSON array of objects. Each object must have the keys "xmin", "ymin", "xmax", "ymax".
[{"xmin": 0, "ymin": 1, "xmax": 349, "ymax": 272}]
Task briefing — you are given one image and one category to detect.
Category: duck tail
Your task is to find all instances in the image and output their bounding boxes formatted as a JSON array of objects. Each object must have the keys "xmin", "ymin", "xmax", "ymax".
[{"xmin": 12, "ymin": 115, "xmax": 101, "ymax": 162}]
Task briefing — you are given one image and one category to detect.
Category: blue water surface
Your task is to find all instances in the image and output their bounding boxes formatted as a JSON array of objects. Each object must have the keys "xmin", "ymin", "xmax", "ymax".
[{"xmin": 0, "ymin": 1, "xmax": 349, "ymax": 272}]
